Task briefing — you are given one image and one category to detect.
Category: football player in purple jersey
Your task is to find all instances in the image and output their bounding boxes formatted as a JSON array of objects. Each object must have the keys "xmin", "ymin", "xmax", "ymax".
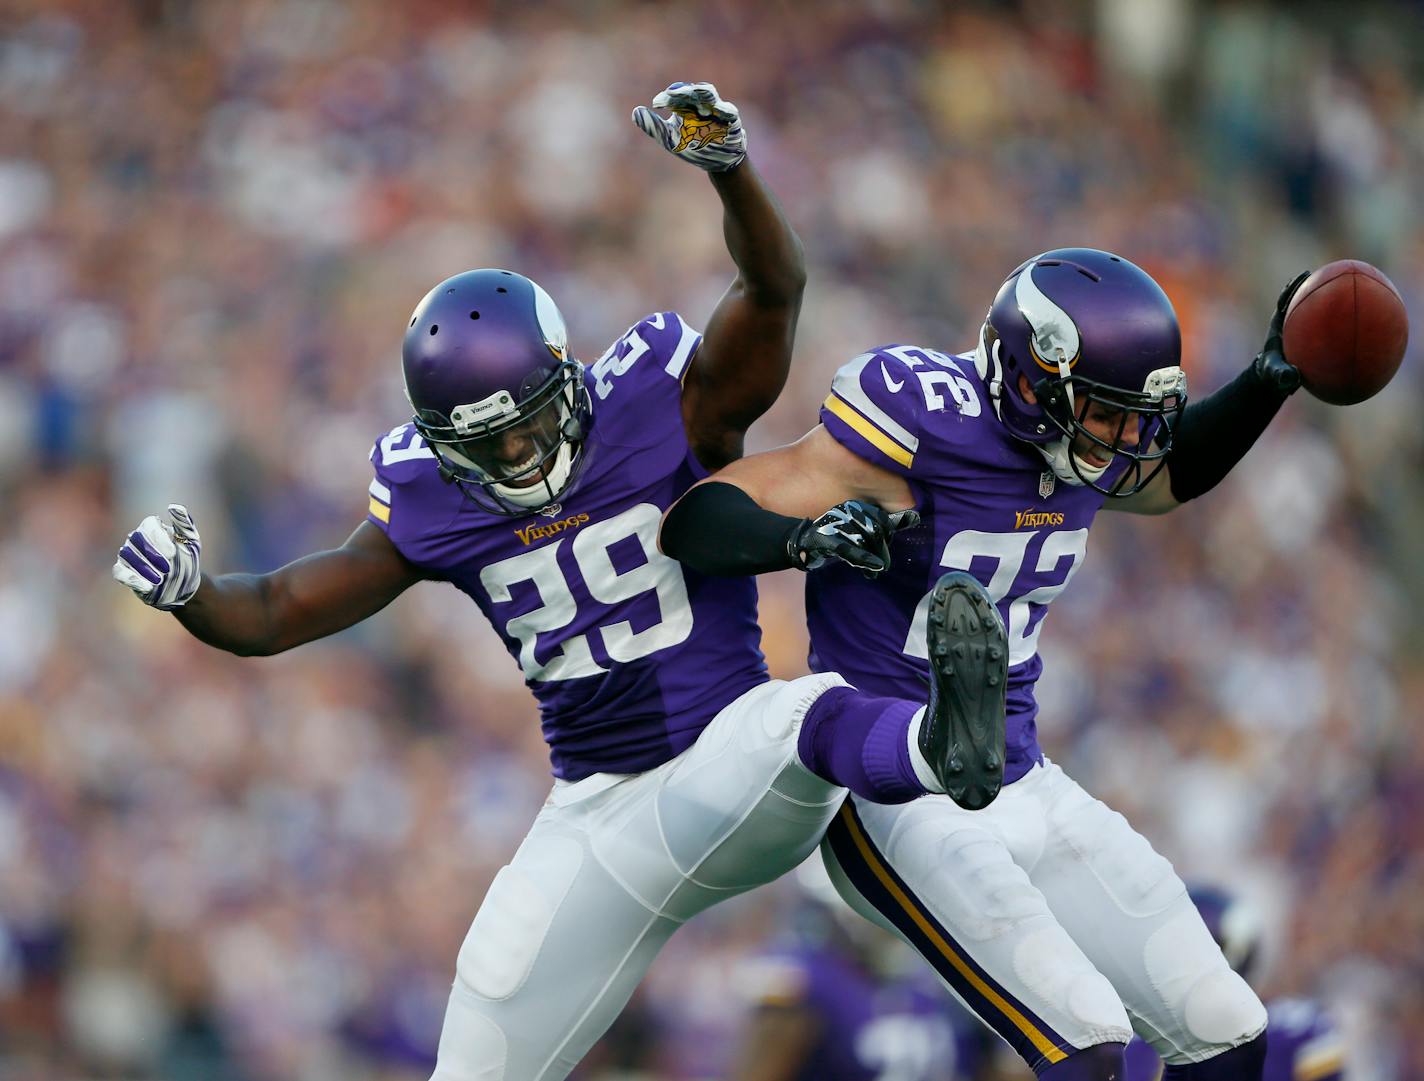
[
  {"xmin": 1123, "ymin": 887, "xmax": 1346, "ymax": 1081},
  {"xmin": 112, "ymin": 83, "xmax": 1009, "ymax": 1081},
  {"xmin": 663, "ymin": 249, "xmax": 1320, "ymax": 1080}
]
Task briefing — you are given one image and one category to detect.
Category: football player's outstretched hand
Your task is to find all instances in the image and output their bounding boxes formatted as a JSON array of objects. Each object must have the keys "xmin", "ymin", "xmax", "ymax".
[
  {"xmin": 113, "ymin": 504, "xmax": 202, "ymax": 610},
  {"xmin": 1253, "ymin": 271, "xmax": 1311, "ymax": 395},
  {"xmin": 788, "ymin": 501, "xmax": 920, "ymax": 579},
  {"xmin": 632, "ymin": 82, "xmax": 747, "ymax": 172}
]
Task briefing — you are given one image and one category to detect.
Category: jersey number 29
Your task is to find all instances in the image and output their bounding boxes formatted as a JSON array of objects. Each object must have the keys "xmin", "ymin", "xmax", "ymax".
[{"xmin": 480, "ymin": 503, "xmax": 693, "ymax": 681}]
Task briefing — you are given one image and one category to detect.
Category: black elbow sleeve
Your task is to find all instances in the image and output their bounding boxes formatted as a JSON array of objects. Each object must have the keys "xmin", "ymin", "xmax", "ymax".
[
  {"xmin": 660, "ymin": 482, "xmax": 806, "ymax": 576},
  {"xmin": 1166, "ymin": 366, "xmax": 1289, "ymax": 503}
]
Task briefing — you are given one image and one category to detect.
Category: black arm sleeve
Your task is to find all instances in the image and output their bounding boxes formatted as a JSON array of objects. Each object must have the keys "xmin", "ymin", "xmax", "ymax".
[
  {"xmin": 1166, "ymin": 365, "xmax": 1290, "ymax": 503},
  {"xmin": 660, "ymin": 482, "xmax": 806, "ymax": 576}
]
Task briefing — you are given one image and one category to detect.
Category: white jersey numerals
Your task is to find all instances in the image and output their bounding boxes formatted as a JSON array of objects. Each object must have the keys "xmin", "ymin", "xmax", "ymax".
[
  {"xmin": 588, "ymin": 314, "xmax": 701, "ymax": 399},
  {"xmin": 481, "ymin": 537, "xmax": 603, "ymax": 681},
  {"xmin": 479, "ymin": 503, "xmax": 694, "ymax": 682},
  {"xmin": 590, "ymin": 326, "xmax": 651, "ymax": 400},
  {"xmin": 378, "ymin": 424, "xmax": 435, "ymax": 464},
  {"xmin": 574, "ymin": 507, "xmax": 694, "ymax": 662},
  {"xmin": 881, "ymin": 346, "xmax": 981, "ymax": 417},
  {"xmin": 902, "ymin": 528, "xmax": 1088, "ymax": 667}
]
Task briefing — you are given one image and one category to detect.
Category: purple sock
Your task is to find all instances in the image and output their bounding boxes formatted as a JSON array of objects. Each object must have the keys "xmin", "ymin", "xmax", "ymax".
[
  {"xmin": 797, "ymin": 686, "xmax": 926, "ymax": 803},
  {"xmin": 1163, "ymin": 1033, "xmax": 1265, "ymax": 1080},
  {"xmin": 1039, "ymin": 1044, "xmax": 1126, "ymax": 1080}
]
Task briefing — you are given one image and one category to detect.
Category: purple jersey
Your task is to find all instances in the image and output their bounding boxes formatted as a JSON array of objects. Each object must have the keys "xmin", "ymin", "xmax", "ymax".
[
  {"xmin": 1124, "ymin": 997, "xmax": 1345, "ymax": 1081},
  {"xmin": 809, "ymin": 345, "xmax": 1107, "ymax": 784},
  {"xmin": 743, "ymin": 945, "xmax": 986, "ymax": 1081},
  {"xmin": 367, "ymin": 313, "xmax": 768, "ymax": 781}
]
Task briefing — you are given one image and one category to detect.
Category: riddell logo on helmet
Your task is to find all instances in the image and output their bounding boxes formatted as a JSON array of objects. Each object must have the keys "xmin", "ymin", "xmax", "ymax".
[
  {"xmin": 1014, "ymin": 509, "xmax": 1065, "ymax": 529},
  {"xmin": 515, "ymin": 513, "xmax": 591, "ymax": 546}
]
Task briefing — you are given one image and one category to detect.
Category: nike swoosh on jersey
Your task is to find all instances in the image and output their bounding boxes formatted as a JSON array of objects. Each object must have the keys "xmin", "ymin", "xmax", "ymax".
[{"xmin": 882, "ymin": 364, "xmax": 905, "ymax": 393}]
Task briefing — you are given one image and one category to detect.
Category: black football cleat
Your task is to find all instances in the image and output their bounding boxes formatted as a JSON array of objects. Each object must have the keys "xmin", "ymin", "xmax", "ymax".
[{"xmin": 919, "ymin": 571, "xmax": 1008, "ymax": 810}]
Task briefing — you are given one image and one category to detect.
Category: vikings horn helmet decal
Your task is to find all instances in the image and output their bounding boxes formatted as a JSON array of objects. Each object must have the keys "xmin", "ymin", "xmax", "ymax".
[
  {"xmin": 402, "ymin": 269, "xmax": 592, "ymax": 516},
  {"xmin": 985, "ymin": 248, "xmax": 1187, "ymax": 497},
  {"xmin": 1015, "ymin": 262, "xmax": 1082, "ymax": 374}
]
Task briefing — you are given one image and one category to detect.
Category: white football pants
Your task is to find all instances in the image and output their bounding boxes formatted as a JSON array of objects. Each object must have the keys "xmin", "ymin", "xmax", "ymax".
[
  {"xmin": 429, "ymin": 674, "xmax": 848, "ymax": 1081},
  {"xmin": 822, "ymin": 759, "xmax": 1266, "ymax": 1072}
]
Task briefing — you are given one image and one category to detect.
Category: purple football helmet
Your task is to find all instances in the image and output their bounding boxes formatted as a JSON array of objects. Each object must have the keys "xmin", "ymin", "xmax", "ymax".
[
  {"xmin": 983, "ymin": 248, "xmax": 1186, "ymax": 496},
  {"xmin": 402, "ymin": 269, "xmax": 591, "ymax": 515},
  {"xmin": 1189, "ymin": 885, "xmax": 1261, "ymax": 981}
]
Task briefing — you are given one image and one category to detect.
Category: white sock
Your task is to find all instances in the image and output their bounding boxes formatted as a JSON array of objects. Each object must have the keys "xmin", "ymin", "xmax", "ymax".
[{"xmin": 906, "ymin": 706, "xmax": 944, "ymax": 793}]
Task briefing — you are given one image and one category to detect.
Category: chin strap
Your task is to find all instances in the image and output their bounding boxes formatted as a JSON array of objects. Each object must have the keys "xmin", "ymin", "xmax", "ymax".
[{"xmin": 1035, "ymin": 435, "xmax": 1110, "ymax": 487}]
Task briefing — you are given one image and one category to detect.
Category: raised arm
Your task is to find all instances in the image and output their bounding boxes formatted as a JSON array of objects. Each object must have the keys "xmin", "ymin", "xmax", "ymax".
[
  {"xmin": 114, "ymin": 508, "xmax": 422, "ymax": 656},
  {"xmin": 633, "ymin": 82, "xmax": 806, "ymax": 468}
]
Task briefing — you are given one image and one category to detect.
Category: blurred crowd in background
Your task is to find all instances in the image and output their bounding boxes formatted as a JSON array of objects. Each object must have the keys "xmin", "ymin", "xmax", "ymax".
[{"xmin": 1, "ymin": 0, "xmax": 1421, "ymax": 1078}]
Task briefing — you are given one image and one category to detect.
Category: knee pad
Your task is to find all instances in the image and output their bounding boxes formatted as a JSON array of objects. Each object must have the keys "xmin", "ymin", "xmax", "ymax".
[
  {"xmin": 1180, "ymin": 966, "xmax": 1266, "ymax": 1051},
  {"xmin": 1143, "ymin": 900, "xmax": 1265, "ymax": 1054}
]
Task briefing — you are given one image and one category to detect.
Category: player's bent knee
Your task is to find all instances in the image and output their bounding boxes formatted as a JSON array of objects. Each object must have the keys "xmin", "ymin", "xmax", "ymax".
[{"xmin": 1180, "ymin": 966, "xmax": 1266, "ymax": 1051}]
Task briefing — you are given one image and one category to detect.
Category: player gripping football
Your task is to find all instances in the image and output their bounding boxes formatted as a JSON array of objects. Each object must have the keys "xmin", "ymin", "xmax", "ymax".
[{"xmin": 662, "ymin": 250, "xmax": 1363, "ymax": 1080}]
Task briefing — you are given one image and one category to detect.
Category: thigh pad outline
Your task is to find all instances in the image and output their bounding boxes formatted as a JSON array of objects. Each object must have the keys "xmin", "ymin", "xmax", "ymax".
[
  {"xmin": 1047, "ymin": 783, "xmax": 1183, "ymax": 920},
  {"xmin": 455, "ymin": 836, "xmax": 583, "ymax": 1002}
]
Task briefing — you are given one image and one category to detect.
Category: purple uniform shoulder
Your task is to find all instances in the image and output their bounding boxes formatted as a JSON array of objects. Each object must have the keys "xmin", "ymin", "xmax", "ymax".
[
  {"xmin": 810, "ymin": 343, "xmax": 1108, "ymax": 785},
  {"xmin": 819, "ymin": 344, "xmax": 993, "ymax": 482},
  {"xmin": 365, "ymin": 314, "xmax": 767, "ymax": 781}
]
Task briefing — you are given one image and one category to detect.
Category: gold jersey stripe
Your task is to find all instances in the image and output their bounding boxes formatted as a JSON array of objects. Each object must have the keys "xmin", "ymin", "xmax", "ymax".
[
  {"xmin": 835, "ymin": 804, "xmax": 1067, "ymax": 1064},
  {"xmin": 368, "ymin": 497, "xmax": 390, "ymax": 523},
  {"xmin": 824, "ymin": 393, "xmax": 914, "ymax": 469}
]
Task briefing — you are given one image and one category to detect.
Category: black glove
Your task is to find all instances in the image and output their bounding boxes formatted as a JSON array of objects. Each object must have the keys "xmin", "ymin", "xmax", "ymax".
[
  {"xmin": 787, "ymin": 501, "xmax": 920, "ymax": 578},
  {"xmin": 1251, "ymin": 271, "xmax": 1310, "ymax": 395}
]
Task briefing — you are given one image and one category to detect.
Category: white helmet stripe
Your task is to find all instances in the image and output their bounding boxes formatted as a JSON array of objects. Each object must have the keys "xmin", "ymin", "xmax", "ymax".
[
  {"xmin": 530, "ymin": 279, "xmax": 568, "ymax": 359},
  {"xmin": 1015, "ymin": 259, "xmax": 1081, "ymax": 372}
]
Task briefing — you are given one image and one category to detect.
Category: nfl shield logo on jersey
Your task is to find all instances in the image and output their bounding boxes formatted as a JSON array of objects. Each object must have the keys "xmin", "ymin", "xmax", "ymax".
[
  {"xmin": 1039, "ymin": 471, "xmax": 1055, "ymax": 499},
  {"xmin": 537, "ymin": 503, "xmax": 564, "ymax": 518}
]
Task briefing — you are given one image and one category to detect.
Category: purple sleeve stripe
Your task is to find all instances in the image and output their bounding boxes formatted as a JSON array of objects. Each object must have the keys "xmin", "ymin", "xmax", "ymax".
[
  {"xmin": 128, "ymin": 532, "xmax": 171, "ymax": 573},
  {"xmin": 119, "ymin": 545, "xmax": 163, "ymax": 584}
]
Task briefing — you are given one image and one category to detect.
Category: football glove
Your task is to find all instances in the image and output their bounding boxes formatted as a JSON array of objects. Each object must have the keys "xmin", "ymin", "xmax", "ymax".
[
  {"xmin": 113, "ymin": 504, "xmax": 202, "ymax": 611},
  {"xmin": 788, "ymin": 502, "xmax": 920, "ymax": 578},
  {"xmin": 632, "ymin": 82, "xmax": 747, "ymax": 173},
  {"xmin": 1251, "ymin": 271, "xmax": 1311, "ymax": 395}
]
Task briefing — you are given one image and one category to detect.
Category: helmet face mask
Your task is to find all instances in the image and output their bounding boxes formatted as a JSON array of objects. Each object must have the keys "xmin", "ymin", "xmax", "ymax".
[
  {"xmin": 401, "ymin": 269, "xmax": 592, "ymax": 516},
  {"xmin": 413, "ymin": 361, "xmax": 591, "ymax": 514},
  {"xmin": 1031, "ymin": 364, "xmax": 1185, "ymax": 496},
  {"xmin": 984, "ymin": 248, "xmax": 1188, "ymax": 497}
]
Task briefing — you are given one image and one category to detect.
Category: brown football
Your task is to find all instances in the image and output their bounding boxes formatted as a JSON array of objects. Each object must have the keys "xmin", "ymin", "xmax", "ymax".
[{"xmin": 1281, "ymin": 259, "xmax": 1408, "ymax": 405}]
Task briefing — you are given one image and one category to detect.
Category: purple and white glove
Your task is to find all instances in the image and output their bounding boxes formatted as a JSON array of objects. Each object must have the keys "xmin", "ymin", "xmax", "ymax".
[
  {"xmin": 112, "ymin": 504, "xmax": 202, "ymax": 610},
  {"xmin": 632, "ymin": 82, "xmax": 747, "ymax": 172}
]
